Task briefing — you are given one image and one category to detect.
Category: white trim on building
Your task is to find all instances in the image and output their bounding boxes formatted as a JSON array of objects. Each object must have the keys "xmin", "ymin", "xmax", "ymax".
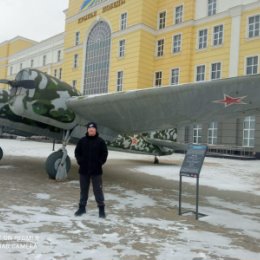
[{"xmin": 7, "ymin": 33, "xmax": 64, "ymax": 77}]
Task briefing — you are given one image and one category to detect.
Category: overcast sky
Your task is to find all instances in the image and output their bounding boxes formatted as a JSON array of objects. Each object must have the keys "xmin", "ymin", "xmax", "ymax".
[{"xmin": 0, "ymin": 0, "xmax": 69, "ymax": 43}]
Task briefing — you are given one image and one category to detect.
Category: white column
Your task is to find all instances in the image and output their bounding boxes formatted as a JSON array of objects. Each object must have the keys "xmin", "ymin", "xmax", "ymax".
[{"xmin": 229, "ymin": 6, "xmax": 242, "ymax": 77}]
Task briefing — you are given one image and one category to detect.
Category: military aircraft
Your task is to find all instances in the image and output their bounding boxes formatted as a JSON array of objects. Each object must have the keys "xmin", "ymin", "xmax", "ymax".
[{"xmin": 1, "ymin": 68, "xmax": 260, "ymax": 180}]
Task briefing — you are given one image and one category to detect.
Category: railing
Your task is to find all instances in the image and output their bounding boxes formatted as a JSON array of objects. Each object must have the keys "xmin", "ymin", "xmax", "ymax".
[{"xmin": 207, "ymin": 144, "xmax": 255, "ymax": 158}]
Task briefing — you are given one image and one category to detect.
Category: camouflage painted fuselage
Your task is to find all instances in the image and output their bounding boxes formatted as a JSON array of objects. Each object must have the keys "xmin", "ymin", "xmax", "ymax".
[
  {"xmin": 8, "ymin": 69, "xmax": 80, "ymax": 130},
  {"xmin": 0, "ymin": 69, "xmax": 176, "ymax": 156},
  {"xmin": 107, "ymin": 129, "xmax": 177, "ymax": 155}
]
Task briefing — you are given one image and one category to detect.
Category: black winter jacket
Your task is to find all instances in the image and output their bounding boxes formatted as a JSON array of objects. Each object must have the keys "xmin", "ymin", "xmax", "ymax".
[{"xmin": 74, "ymin": 133, "xmax": 108, "ymax": 175}]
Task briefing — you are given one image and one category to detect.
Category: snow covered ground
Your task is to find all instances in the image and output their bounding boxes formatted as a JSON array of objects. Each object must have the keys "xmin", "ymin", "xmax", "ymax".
[
  {"xmin": 2, "ymin": 138, "xmax": 260, "ymax": 196},
  {"xmin": 0, "ymin": 139, "xmax": 260, "ymax": 260}
]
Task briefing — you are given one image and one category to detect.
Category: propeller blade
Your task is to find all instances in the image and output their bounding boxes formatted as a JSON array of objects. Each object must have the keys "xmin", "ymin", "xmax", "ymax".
[
  {"xmin": 0, "ymin": 79, "xmax": 35, "ymax": 89},
  {"xmin": 0, "ymin": 79, "xmax": 10, "ymax": 84},
  {"xmin": 15, "ymin": 80, "xmax": 35, "ymax": 89}
]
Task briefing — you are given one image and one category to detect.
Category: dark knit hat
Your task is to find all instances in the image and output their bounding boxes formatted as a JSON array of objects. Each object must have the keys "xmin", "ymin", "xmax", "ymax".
[{"xmin": 86, "ymin": 122, "xmax": 97, "ymax": 129}]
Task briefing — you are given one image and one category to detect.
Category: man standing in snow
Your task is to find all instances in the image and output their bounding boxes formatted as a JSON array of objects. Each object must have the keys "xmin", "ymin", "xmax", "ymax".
[{"xmin": 74, "ymin": 122, "xmax": 108, "ymax": 218}]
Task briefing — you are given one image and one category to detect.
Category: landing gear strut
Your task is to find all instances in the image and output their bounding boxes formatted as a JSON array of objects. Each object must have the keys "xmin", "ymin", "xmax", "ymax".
[
  {"xmin": 154, "ymin": 156, "xmax": 159, "ymax": 164},
  {"xmin": 0, "ymin": 147, "xmax": 3, "ymax": 160},
  {"xmin": 45, "ymin": 130, "xmax": 71, "ymax": 180}
]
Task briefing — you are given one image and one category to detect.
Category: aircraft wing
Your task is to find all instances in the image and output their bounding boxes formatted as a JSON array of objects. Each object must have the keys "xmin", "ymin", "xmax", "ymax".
[{"xmin": 66, "ymin": 74, "xmax": 260, "ymax": 135}]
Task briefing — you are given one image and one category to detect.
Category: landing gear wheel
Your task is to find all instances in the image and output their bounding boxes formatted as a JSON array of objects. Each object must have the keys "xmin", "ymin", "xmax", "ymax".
[
  {"xmin": 0, "ymin": 147, "xmax": 3, "ymax": 160},
  {"xmin": 154, "ymin": 156, "xmax": 159, "ymax": 164},
  {"xmin": 45, "ymin": 150, "xmax": 71, "ymax": 179}
]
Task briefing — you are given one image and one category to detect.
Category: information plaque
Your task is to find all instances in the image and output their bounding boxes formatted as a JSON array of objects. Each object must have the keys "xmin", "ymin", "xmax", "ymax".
[{"xmin": 180, "ymin": 144, "xmax": 208, "ymax": 177}]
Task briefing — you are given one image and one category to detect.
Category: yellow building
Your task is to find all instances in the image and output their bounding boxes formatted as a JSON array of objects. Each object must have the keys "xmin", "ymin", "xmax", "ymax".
[
  {"xmin": 62, "ymin": 0, "xmax": 260, "ymax": 95},
  {"xmin": 0, "ymin": 34, "xmax": 64, "ymax": 88},
  {"xmin": 1, "ymin": 0, "xmax": 259, "ymax": 93},
  {"xmin": 64, "ymin": 0, "xmax": 196, "ymax": 93},
  {"xmin": 0, "ymin": 37, "xmax": 36, "ymax": 85}
]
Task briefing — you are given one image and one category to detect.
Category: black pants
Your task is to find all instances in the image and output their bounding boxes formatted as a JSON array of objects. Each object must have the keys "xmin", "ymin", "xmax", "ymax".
[{"xmin": 79, "ymin": 174, "xmax": 105, "ymax": 207}]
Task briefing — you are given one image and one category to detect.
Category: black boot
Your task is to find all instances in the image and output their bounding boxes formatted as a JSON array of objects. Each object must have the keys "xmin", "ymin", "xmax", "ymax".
[
  {"xmin": 98, "ymin": 205, "xmax": 106, "ymax": 218},
  {"xmin": 74, "ymin": 204, "xmax": 86, "ymax": 216}
]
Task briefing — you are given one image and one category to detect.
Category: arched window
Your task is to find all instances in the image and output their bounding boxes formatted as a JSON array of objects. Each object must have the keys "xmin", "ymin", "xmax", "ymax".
[{"xmin": 83, "ymin": 21, "xmax": 111, "ymax": 95}]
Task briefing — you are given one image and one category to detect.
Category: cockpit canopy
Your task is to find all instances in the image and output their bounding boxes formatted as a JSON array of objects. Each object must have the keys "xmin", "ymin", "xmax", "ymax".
[
  {"xmin": 15, "ymin": 69, "xmax": 31, "ymax": 81},
  {"xmin": 10, "ymin": 69, "xmax": 36, "ymax": 96}
]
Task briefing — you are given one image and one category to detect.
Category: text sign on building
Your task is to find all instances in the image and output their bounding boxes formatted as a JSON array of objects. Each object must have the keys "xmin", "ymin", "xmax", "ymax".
[
  {"xmin": 180, "ymin": 144, "xmax": 208, "ymax": 177},
  {"xmin": 80, "ymin": 0, "xmax": 107, "ymax": 11},
  {"xmin": 78, "ymin": 0, "xmax": 126, "ymax": 24}
]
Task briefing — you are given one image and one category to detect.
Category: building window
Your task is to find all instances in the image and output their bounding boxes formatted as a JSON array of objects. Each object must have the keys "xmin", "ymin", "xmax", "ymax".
[
  {"xmin": 154, "ymin": 71, "xmax": 162, "ymax": 87},
  {"xmin": 243, "ymin": 116, "xmax": 255, "ymax": 147},
  {"xmin": 193, "ymin": 124, "xmax": 202, "ymax": 144},
  {"xmin": 75, "ymin": 31, "xmax": 80, "ymax": 46},
  {"xmin": 119, "ymin": 39, "xmax": 125, "ymax": 57},
  {"xmin": 175, "ymin": 5, "xmax": 183, "ymax": 24},
  {"xmin": 208, "ymin": 121, "xmax": 218, "ymax": 145},
  {"xmin": 213, "ymin": 25, "xmax": 223, "ymax": 46},
  {"xmin": 10, "ymin": 66, "xmax": 13, "ymax": 75},
  {"xmin": 246, "ymin": 56, "xmax": 258, "ymax": 75},
  {"xmin": 184, "ymin": 126, "xmax": 190, "ymax": 143},
  {"xmin": 84, "ymin": 21, "xmax": 111, "ymax": 95},
  {"xmin": 157, "ymin": 39, "xmax": 164, "ymax": 57},
  {"xmin": 173, "ymin": 34, "xmax": 182, "ymax": 53},
  {"xmin": 54, "ymin": 69, "xmax": 57, "ymax": 78},
  {"xmin": 59, "ymin": 68, "xmax": 62, "ymax": 80},
  {"xmin": 171, "ymin": 68, "xmax": 179, "ymax": 85},
  {"xmin": 196, "ymin": 65, "xmax": 206, "ymax": 82},
  {"xmin": 211, "ymin": 62, "xmax": 221, "ymax": 80},
  {"xmin": 158, "ymin": 11, "xmax": 166, "ymax": 29},
  {"xmin": 248, "ymin": 15, "xmax": 260, "ymax": 38},
  {"xmin": 208, "ymin": 0, "xmax": 217, "ymax": 16},
  {"xmin": 73, "ymin": 54, "xmax": 79, "ymax": 68},
  {"xmin": 57, "ymin": 50, "xmax": 61, "ymax": 62},
  {"xmin": 120, "ymin": 12, "xmax": 127, "ymax": 30},
  {"xmin": 72, "ymin": 80, "xmax": 77, "ymax": 89},
  {"xmin": 43, "ymin": 55, "xmax": 47, "ymax": 66},
  {"xmin": 198, "ymin": 29, "xmax": 208, "ymax": 49},
  {"xmin": 117, "ymin": 71, "xmax": 123, "ymax": 91},
  {"xmin": 30, "ymin": 59, "xmax": 34, "ymax": 68}
]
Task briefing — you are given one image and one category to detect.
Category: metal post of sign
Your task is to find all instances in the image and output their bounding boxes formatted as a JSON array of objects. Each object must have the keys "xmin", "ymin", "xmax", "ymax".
[
  {"xmin": 178, "ymin": 175, "xmax": 182, "ymax": 216},
  {"xmin": 196, "ymin": 176, "xmax": 199, "ymax": 220},
  {"xmin": 52, "ymin": 139, "xmax": 56, "ymax": 151},
  {"xmin": 178, "ymin": 175, "xmax": 207, "ymax": 219}
]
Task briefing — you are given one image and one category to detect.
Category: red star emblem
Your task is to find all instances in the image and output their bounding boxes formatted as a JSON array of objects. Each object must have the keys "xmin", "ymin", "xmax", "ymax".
[
  {"xmin": 213, "ymin": 94, "xmax": 247, "ymax": 107},
  {"xmin": 131, "ymin": 137, "xmax": 139, "ymax": 145}
]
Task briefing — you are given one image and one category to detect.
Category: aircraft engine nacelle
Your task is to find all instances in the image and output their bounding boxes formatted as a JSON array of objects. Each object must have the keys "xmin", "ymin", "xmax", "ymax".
[{"xmin": 8, "ymin": 69, "xmax": 80, "ymax": 130}]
